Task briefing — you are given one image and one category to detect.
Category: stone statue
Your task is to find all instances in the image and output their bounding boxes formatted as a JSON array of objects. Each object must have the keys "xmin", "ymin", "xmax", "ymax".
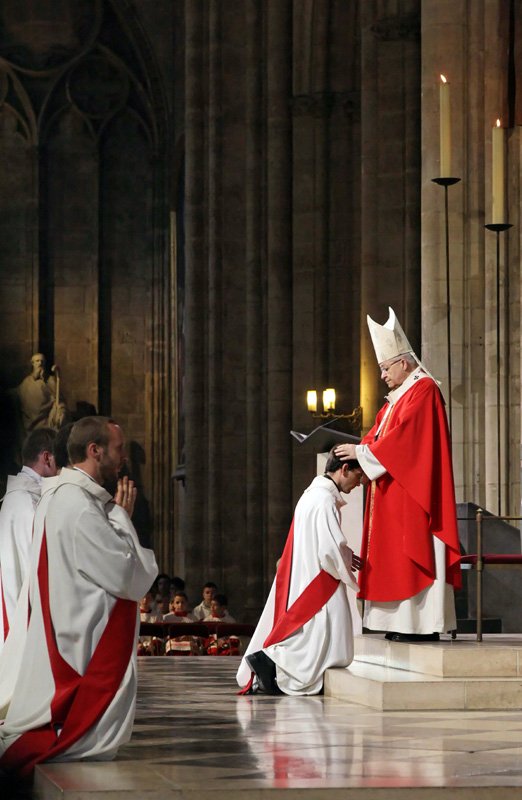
[{"xmin": 16, "ymin": 353, "xmax": 68, "ymax": 434}]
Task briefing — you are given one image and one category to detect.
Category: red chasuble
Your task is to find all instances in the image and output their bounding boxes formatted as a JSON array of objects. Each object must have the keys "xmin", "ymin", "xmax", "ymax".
[{"xmin": 358, "ymin": 377, "xmax": 462, "ymax": 602}]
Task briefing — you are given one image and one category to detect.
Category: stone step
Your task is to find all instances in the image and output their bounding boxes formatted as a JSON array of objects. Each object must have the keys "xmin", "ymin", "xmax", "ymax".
[
  {"xmin": 353, "ymin": 633, "xmax": 522, "ymax": 678},
  {"xmin": 324, "ymin": 659, "xmax": 522, "ymax": 711}
]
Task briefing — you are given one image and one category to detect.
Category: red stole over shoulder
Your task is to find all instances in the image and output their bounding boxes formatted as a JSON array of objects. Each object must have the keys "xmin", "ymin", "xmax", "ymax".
[
  {"xmin": 0, "ymin": 530, "xmax": 137, "ymax": 777},
  {"xmin": 263, "ymin": 518, "xmax": 340, "ymax": 648}
]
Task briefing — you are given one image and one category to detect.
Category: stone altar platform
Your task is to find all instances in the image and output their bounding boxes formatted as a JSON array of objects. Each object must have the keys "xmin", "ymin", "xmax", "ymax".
[
  {"xmin": 22, "ymin": 651, "xmax": 522, "ymax": 800},
  {"xmin": 325, "ymin": 633, "xmax": 522, "ymax": 711}
]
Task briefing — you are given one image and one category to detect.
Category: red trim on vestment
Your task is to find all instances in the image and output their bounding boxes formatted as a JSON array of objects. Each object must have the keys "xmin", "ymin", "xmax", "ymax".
[
  {"xmin": 263, "ymin": 518, "xmax": 340, "ymax": 649},
  {"xmin": 237, "ymin": 674, "xmax": 254, "ymax": 695},
  {"xmin": 0, "ymin": 529, "xmax": 137, "ymax": 776}
]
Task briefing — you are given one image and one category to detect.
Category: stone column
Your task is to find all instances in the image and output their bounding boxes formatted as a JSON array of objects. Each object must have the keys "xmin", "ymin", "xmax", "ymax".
[
  {"xmin": 291, "ymin": 0, "xmax": 331, "ymax": 499},
  {"xmin": 244, "ymin": 0, "xmax": 266, "ymax": 616},
  {"xmin": 421, "ymin": 0, "xmax": 520, "ymax": 516},
  {"xmin": 507, "ymin": 128, "xmax": 521, "ymax": 515},
  {"xmin": 183, "ymin": 0, "xmax": 208, "ymax": 590},
  {"xmin": 265, "ymin": 0, "xmax": 293, "ymax": 577},
  {"xmin": 422, "ymin": 0, "xmax": 470, "ymax": 503},
  {"xmin": 206, "ymin": 0, "xmax": 224, "ymax": 579},
  {"xmin": 359, "ymin": 1, "xmax": 421, "ymax": 430},
  {"xmin": 483, "ymin": 0, "xmax": 513, "ymax": 515}
]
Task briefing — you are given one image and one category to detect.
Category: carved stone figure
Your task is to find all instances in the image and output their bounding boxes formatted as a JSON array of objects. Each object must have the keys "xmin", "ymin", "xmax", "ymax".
[{"xmin": 17, "ymin": 353, "xmax": 68, "ymax": 434}]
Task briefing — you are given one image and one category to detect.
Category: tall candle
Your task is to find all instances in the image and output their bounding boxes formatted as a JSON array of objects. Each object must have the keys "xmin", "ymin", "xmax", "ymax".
[
  {"xmin": 492, "ymin": 119, "xmax": 505, "ymax": 224},
  {"xmin": 439, "ymin": 75, "xmax": 451, "ymax": 177}
]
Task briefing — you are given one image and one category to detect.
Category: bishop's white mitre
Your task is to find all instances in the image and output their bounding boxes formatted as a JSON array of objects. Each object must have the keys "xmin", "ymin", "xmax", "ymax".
[
  {"xmin": 367, "ymin": 306, "xmax": 413, "ymax": 364},
  {"xmin": 367, "ymin": 306, "xmax": 440, "ymax": 385}
]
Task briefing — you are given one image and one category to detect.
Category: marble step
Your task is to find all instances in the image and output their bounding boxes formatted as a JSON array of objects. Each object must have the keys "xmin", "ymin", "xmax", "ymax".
[
  {"xmin": 324, "ymin": 659, "xmax": 522, "ymax": 711},
  {"xmin": 353, "ymin": 633, "xmax": 522, "ymax": 678}
]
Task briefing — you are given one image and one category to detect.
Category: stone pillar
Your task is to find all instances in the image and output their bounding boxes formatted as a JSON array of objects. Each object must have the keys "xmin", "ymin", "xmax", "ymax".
[
  {"xmin": 244, "ymin": 0, "xmax": 266, "ymax": 616},
  {"xmin": 206, "ymin": 0, "xmax": 224, "ymax": 579},
  {"xmin": 421, "ymin": 0, "xmax": 520, "ymax": 517},
  {"xmin": 183, "ymin": 0, "xmax": 208, "ymax": 590},
  {"xmin": 291, "ymin": 1, "xmax": 361, "ymax": 499},
  {"xmin": 507, "ymin": 127, "xmax": 521, "ymax": 515},
  {"xmin": 483, "ymin": 0, "xmax": 513, "ymax": 515},
  {"xmin": 291, "ymin": 0, "xmax": 331, "ymax": 499},
  {"xmin": 422, "ymin": 1, "xmax": 475, "ymax": 505},
  {"xmin": 265, "ymin": 0, "xmax": 293, "ymax": 577},
  {"xmin": 359, "ymin": 1, "xmax": 421, "ymax": 431}
]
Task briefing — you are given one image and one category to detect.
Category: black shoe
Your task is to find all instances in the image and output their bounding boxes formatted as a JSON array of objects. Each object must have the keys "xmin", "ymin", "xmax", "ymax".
[
  {"xmin": 245, "ymin": 651, "xmax": 283, "ymax": 694},
  {"xmin": 391, "ymin": 632, "xmax": 440, "ymax": 643},
  {"xmin": 384, "ymin": 632, "xmax": 397, "ymax": 640}
]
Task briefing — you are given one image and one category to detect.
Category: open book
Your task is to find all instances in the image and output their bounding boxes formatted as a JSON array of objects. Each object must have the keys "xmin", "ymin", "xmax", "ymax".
[{"xmin": 291, "ymin": 418, "xmax": 361, "ymax": 452}]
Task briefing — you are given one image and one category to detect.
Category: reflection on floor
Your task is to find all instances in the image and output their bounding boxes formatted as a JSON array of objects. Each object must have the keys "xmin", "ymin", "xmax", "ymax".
[{"xmin": 29, "ymin": 655, "xmax": 522, "ymax": 798}]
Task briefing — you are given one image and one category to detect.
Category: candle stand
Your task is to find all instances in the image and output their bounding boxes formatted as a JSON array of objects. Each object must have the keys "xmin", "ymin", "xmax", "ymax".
[
  {"xmin": 484, "ymin": 222, "xmax": 513, "ymax": 516},
  {"xmin": 432, "ymin": 176, "xmax": 461, "ymax": 437}
]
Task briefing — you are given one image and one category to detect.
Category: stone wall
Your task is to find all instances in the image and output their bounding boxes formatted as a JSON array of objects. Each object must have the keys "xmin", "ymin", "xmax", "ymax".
[
  {"xmin": 0, "ymin": 0, "xmax": 518, "ymax": 620},
  {"xmin": 0, "ymin": 1, "xmax": 172, "ymax": 552},
  {"xmin": 176, "ymin": 0, "xmax": 422, "ymax": 615}
]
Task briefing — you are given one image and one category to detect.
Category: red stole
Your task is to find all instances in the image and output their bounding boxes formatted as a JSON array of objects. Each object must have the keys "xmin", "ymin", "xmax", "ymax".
[
  {"xmin": 263, "ymin": 518, "xmax": 340, "ymax": 648},
  {"xmin": 0, "ymin": 530, "xmax": 137, "ymax": 777}
]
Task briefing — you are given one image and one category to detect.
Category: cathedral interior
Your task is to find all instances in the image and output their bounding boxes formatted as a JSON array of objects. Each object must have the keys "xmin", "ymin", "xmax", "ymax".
[
  {"xmin": 0, "ymin": 0, "xmax": 520, "ymax": 620},
  {"xmin": 3, "ymin": 3, "xmax": 522, "ymax": 799}
]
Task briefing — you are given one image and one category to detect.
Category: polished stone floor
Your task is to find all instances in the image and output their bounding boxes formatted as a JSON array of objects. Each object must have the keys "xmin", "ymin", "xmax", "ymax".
[{"xmin": 19, "ymin": 654, "xmax": 522, "ymax": 798}]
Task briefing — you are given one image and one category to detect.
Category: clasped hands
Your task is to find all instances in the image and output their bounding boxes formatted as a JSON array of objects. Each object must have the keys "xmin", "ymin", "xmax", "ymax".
[{"xmin": 114, "ymin": 475, "xmax": 137, "ymax": 517}]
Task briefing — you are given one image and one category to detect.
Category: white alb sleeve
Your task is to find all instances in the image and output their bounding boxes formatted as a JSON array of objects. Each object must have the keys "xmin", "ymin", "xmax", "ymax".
[{"xmin": 355, "ymin": 443, "xmax": 387, "ymax": 480}]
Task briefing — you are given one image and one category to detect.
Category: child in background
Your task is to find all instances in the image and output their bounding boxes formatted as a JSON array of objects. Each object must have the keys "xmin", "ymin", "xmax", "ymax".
[
  {"xmin": 192, "ymin": 582, "xmax": 218, "ymax": 620},
  {"xmin": 163, "ymin": 592, "xmax": 196, "ymax": 622},
  {"xmin": 139, "ymin": 591, "xmax": 158, "ymax": 622},
  {"xmin": 203, "ymin": 594, "xmax": 236, "ymax": 623},
  {"xmin": 155, "ymin": 594, "xmax": 171, "ymax": 619},
  {"xmin": 138, "ymin": 591, "xmax": 164, "ymax": 655},
  {"xmin": 203, "ymin": 594, "xmax": 239, "ymax": 655},
  {"xmin": 164, "ymin": 592, "xmax": 200, "ymax": 655}
]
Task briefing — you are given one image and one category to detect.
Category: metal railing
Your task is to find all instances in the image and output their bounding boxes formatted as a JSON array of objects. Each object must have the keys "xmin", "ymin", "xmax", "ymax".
[{"xmin": 459, "ymin": 509, "xmax": 522, "ymax": 642}]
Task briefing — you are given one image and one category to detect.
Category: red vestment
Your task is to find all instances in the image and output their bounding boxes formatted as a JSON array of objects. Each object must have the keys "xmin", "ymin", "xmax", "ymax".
[{"xmin": 358, "ymin": 377, "xmax": 462, "ymax": 602}]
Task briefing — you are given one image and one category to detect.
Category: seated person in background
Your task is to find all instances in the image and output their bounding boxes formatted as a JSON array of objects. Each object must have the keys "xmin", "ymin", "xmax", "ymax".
[
  {"xmin": 203, "ymin": 594, "xmax": 239, "ymax": 656},
  {"xmin": 139, "ymin": 592, "xmax": 158, "ymax": 622},
  {"xmin": 152, "ymin": 573, "xmax": 171, "ymax": 598},
  {"xmin": 154, "ymin": 594, "xmax": 171, "ymax": 619},
  {"xmin": 163, "ymin": 592, "xmax": 196, "ymax": 622},
  {"xmin": 164, "ymin": 592, "xmax": 200, "ymax": 655},
  {"xmin": 193, "ymin": 582, "xmax": 218, "ymax": 620},
  {"xmin": 204, "ymin": 594, "xmax": 236, "ymax": 623},
  {"xmin": 137, "ymin": 591, "xmax": 163, "ymax": 655},
  {"xmin": 170, "ymin": 576, "xmax": 185, "ymax": 595}
]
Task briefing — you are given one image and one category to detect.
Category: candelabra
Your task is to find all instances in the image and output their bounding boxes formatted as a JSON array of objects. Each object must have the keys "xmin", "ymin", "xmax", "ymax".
[
  {"xmin": 431, "ymin": 175, "xmax": 461, "ymax": 436},
  {"xmin": 484, "ymin": 221, "xmax": 513, "ymax": 516}
]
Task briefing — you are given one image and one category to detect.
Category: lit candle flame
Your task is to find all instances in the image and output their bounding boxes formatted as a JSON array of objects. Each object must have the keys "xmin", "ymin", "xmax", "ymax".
[
  {"xmin": 496, "ymin": 118, "xmax": 501, "ymax": 128},
  {"xmin": 440, "ymin": 74, "xmax": 447, "ymax": 83}
]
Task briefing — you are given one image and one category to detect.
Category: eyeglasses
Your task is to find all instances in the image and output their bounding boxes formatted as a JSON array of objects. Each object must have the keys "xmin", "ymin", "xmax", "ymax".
[{"xmin": 379, "ymin": 358, "xmax": 403, "ymax": 373}]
